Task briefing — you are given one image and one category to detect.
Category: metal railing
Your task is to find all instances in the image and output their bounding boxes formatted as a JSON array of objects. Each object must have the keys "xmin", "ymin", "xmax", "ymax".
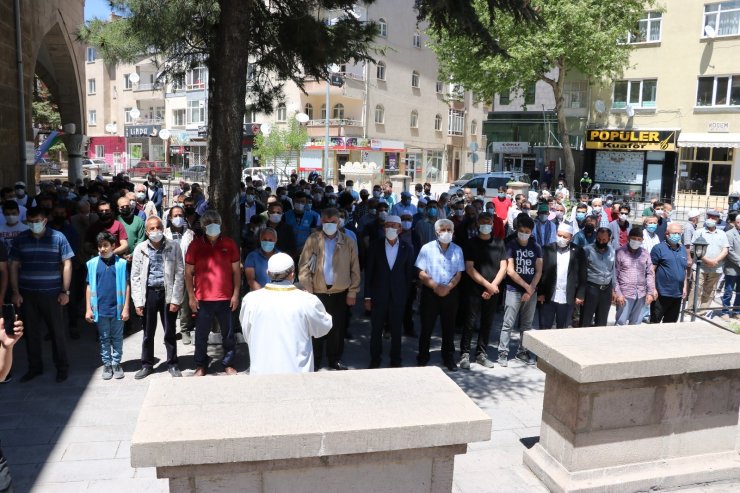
[{"xmin": 306, "ymin": 118, "xmax": 362, "ymax": 127}]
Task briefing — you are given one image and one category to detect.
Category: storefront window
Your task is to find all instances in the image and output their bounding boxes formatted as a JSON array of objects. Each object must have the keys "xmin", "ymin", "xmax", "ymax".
[
  {"xmin": 425, "ymin": 150, "xmax": 443, "ymax": 182},
  {"xmin": 678, "ymin": 147, "xmax": 734, "ymax": 196},
  {"xmin": 711, "ymin": 164, "xmax": 731, "ymax": 195},
  {"xmin": 406, "ymin": 152, "xmax": 421, "ymax": 181}
]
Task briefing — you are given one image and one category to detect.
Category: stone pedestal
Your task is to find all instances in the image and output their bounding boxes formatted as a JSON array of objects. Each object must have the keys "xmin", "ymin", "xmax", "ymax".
[
  {"xmin": 522, "ymin": 322, "xmax": 740, "ymax": 493},
  {"xmin": 131, "ymin": 367, "xmax": 491, "ymax": 493}
]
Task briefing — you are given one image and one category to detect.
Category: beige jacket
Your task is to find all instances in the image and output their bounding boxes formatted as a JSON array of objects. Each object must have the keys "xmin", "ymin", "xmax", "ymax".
[{"xmin": 298, "ymin": 230, "xmax": 360, "ymax": 296}]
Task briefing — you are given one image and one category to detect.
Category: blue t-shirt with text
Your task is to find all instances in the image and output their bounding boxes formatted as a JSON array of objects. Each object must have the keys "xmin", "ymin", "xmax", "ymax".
[{"xmin": 506, "ymin": 237, "xmax": 542, "ymax": 292}]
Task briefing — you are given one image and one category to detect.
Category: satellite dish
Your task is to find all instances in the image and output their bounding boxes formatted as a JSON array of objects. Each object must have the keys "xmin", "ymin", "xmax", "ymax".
[
  {"xmin": 626, "ymin": 104, "xmax": 635, "ymax": 117},
  {"xmin": 295, "ymin": 112, "xmax": 309, "ymax": 123},
  {"xmin": 130, "ymin": 107, "xmax": 141, "ymax": 119},
  {"xmin": 329, "ymin": 64, "xmax": 341, "ymax": 74},
  {"xmin": 158, "ymin": 129, "xmax": 171, "ymax": 140},
  {"xmin": 594, "ymin": 100, "xmax": 606, "ymax": 114},
  {"xmin": 260, "ymin": 122, "xmax": 272, "ymax": 135},
  {"xmin": 129, "ymin": 72, "xmax": 140, "ymax": 84},
  {"xmin": 104, "ymin": 123, "xmax": 116, "ymax": 133},
  {"xmin": 704, "ymin": 25, "xmax": 717, "ymax": 38}
]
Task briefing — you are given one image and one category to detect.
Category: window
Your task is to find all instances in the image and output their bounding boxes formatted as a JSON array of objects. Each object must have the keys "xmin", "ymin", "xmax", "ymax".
[
  {"xmin": 276, "ymin": 103, "xmax": 287, "ymax": 122},
  {"xmin": 123, "ymin": 74, "xmax": 132, "ymax": 90},
  {"xmin": 434, "ymin": 113, "xmax": 442, "ymax": 131},
  {"xmin": 704, "ymin": 2, "xmax": 740, "ymax": 37},
  {"xmin": 448, "ymin": 109, "xmax": 464, "ymax": 135},
  {"xmin": 411, "ymin": 70, "xmax": 420, "ymax": 88},
  {"xmin": 187, "ymin": 100, "xmax": 205, "ymax": 124},
  {"xmin": 87, "ymin": 78, "xmax": 96, "ymax": 95},
  {"xmin": 436, "ymin": 80, "xmax": 444, "ymax": 93},
  {"xmin": 173, "ymin": 109, "xmax": 186, "ymax": 126},
  {"xmin": 426, "ymin": 150, "xmax": 443, "ymax": 182},
  {"xmin": 186, "ymin": 67, "xmax": 207, "ymax": 90},
  {"xmin": 470, "ymin": 120, "xmax": 477, "ymax": 135},
  {"xmin": 413, "ymin": 30, "xmax": 421, "ymax": 48},
  {"xmin": 410, "ymin": 110, "xmax": 418, "ymax": 128},
  {"xmin": 321, "ymin": 103, "xmax": 327, "ymax": 119},
  {"xmin": 88, "ymin": 110, "xmax": 97, "ymax": 126},
  {"xmin": 696, "ymin": 75, "xmax": 740, "ymax": 106},
  {"xmin": 564, "ymin": 80, "xmax": 588, "ymax": 108},
  {"xmin": 124, "ymin": 107, "xmax": 134, "ymax": 123},
  {"xmin": 154, "ymin": 106, "xmax": 165, "ymax": 120},
  {"xmin": 332, "ymin": 103, "xmax": 345, "ymax": 119},
  {"xmin": 86, "ymin": 47, "xmax": 96, "ymax": 62},
  {"xmin": 94, "ymin": 144, "xmax": 105, "ymax": 158},
  {"xmin": 626, "ymin": 11, "xmax": 662, "ymax": 43},
  {"xmin": 244, "ymin": 106, "xmax": 256, "ymax": 123},
  {"xmin": 376, "ymin": 61, "xmax": 386, "ymax": 81},
  {"xmin": 304, "ymin": 103, "xmax": 314, "ymax": 120},
  {"xmin": 374, "ymin": 105, "xmax": 384, "ymax": 124},
  {"xmin": 612, "ymin": 79, "xmax": 657, "ymax": 108},
  {"xmin": 524, "ymin": 84, "xmax": 536, "ymax": 105},
  {"xmin": 499, "ymin": 90, "xmax": 511, "ymax": 105},
  {"xmin": 679, "ymin": 147, "xmax": 735, "ymax": 196},
  {"xmin": 378, "ymin": 18, "xmax": 387, "ymax": 37}
]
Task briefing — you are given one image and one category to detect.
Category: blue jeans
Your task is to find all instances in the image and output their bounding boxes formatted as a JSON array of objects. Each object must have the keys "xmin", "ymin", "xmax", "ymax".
[
  {"xmin": 194, "ymin": 300, "xmax": 236, "ymax": 369},
  {"xmin": 96, "ymin": 316, "xmax": 124, "ymax": 365},
  {"xmin": 721, "ymin": 274, "xmax": 740, "ymax": 315},
  {"xmin": 615, "ymin": 297, "xmax": 646, "ymax": 326}
]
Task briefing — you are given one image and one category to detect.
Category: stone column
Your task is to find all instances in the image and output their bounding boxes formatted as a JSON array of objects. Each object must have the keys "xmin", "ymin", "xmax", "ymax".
[{"xmin": 61, "ymin": 132, "xmax": 87, "ymax": 183}]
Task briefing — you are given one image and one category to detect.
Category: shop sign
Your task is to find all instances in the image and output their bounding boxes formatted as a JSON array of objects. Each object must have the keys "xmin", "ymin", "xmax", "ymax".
[
  {"xmin": 708, "ymin": 122, "xmax": 730, "ymax": 133},
  {"xmin": 305, "ymin": 137, "xmax": 404, "ymax": 152},
  {"xmin": 124, "ymin": 125, "xmax": 161, "ymax": 138},
  {"xmin": 585, "ymin": 130, "xmax": 676, "ymax": 151},
  {"xmin": 490, "ymin": 141, "xmax": 529, "ymax": 153}
]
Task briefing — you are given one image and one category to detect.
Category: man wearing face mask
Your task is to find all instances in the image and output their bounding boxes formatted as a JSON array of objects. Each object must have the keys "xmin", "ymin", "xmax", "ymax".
[
  {"xmin": 573, "ymin": 215, "xmax": 597, "ymax": 247},
  {"xmin": 381, "ymin": 182, "xmax": 396, "ymax": 208},
  {"xmin": 608, "ymin": 204, "xmax": 632, "ymax": 250},
  {"xmin": 10, "ymin": 207, "xmax": 75, "ymax": 383},
  {"xmin": 131, "ymin": 216, "xmax": 185, "ymax": 379},
  {"xmin": 239, "ymin": 186, "xmax": 266, "ymax": 228},
  {"xmin": 364, "ymin": 216, "xmax": 415, "ymax": 368},
  {"xmin": 492, "ymin": 186, "xmax": 512, "ymax": 223},
  {"xmin": 265, "ymin": 202, "xmax": 296, "ymax": 260},
  {"xmin": 145, "ymin": 176, "xmax": 164, "ymax": 216},
  {"xmin": 412, "ymin": 198, "xmax": 427, "ymax": 227},
  {"xmin": 506, "ymin": 193, "xmax": 524, "ymax": 232},
  {"xmin": 70, "ymin": 200, "xmax": 99, "ymax": 251},
  {"xmin": 284, "ymin": 191, "xmax": 320, "ymax": 255},
  {"xmin": 580, "ymin": 227, "xmax": 616, "ymax": 328},
  {"xmin": 537, "ymin": 224, "xmax": 585, "ymax": 329},
  {"xmin": 116, "ymin": 196, "xmax": 146, "ymax": 261},
  {"xmin": 0, "ymin": 201, "xmax": 29, "ymax": 252},
  {"xmin": 185, "ymin": 211, "xmax": 242, "ymax": 376},
  {"xmin": 354, "ymin": 189, "xmax": 370, "ymax": 222},
  {"xmin": 244, "ymin": 228, "xmax": 280, "ymax": 292},
  {"xmin": 454, "ymin": 204, "xmax": 480, "ymax": 247},
  {"xmin": 613, "ymin": 227, "xmax": 655, "ymax": 326},
  {"xmin": 651, "ymin": 223, "xmax": 688, "ymax": 323},
  {"xmin": 642, "ymin": 216, "xmax": 661, "ymax": 254},
  {"xmin": 165, "ymin": 205, "xmax": 196, "ymax": 343},
  {"xmin": 50, "ymin": 204, "xmax": 83, "ymax": 337},
  {"xmin": 298, "ymin": 208, "xmax": 361, "ymax": 371},
  {"xmin": 415, "ymin": 219, "xmax": 465, "ymax": 371},
  {"xmin": 689, "ymin": 210, "xmax": 729, "ymax": 315},
  {"xmin": 85, "ymin": 201, "xmax": 129, "ymax": 258},
  {"xmin": 413, "ymin": 199, "xmax": 438, "ymax": 256},
  {"xmin": 133, "ymin": 184, "xmax": 156, "ymax": 218},
  {"xmin": 533, "ymin": 202, "xmax": 557, "ymax": 247},
  {"xmin": 590, "ymin": 198, "xmax": 610, "ymax": 228},
  {"xmin": 391, "ymin": 191, "xmax": 417, "ymax": 217},
  {"xmin": 721, "ymin": 214, "xmax": 740, "ymax": 321}
]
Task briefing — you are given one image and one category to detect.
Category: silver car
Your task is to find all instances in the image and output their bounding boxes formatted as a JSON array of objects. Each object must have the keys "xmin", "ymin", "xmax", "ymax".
[{"xmin": 82, "ymin": 158, "xmax": 111, "ymax": 175}]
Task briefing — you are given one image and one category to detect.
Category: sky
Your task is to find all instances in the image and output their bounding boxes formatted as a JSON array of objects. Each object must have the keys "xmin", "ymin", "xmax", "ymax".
[{"xmin": 84, "ymin": 0, "xmax": 113, "ymax": 21}]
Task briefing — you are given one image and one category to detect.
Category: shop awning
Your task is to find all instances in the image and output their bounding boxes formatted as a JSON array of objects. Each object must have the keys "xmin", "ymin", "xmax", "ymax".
[{"xmin": 677, "ymin": 132, "xmax": 740, "ymax": 148}]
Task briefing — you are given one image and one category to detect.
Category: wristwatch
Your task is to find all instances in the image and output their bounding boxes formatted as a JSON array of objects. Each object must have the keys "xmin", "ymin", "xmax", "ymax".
[{"xmin": 61, "ymin": 290, "xmax": 71, "ymax": 295}]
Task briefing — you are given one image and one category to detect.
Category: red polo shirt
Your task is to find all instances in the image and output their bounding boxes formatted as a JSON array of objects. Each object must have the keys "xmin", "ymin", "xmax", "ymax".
[
  {"xmin": 493, "ymin": 197, "xmax": 512, "ymax": 222},
  {"xmin": 185, "ymin": 235, "xmax": 240, "ymax": 301}
]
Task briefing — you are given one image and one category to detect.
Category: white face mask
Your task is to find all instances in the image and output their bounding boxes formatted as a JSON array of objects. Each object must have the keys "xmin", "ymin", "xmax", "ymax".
[
  {"xmin": 401, "ymin": 220, "xmax": 412, "ymax": 230},
  {"xmin": 438, "ymin": 231, "xmax": 453, "ymax": 244},
  {"xmin": 385, "ymin": 228, "xmax": 399, "ymax": 241},
  {"xmin": 478, "ymin": 224, "xmax": 493, "ymax": 235},
  {"xmin": 705, "ymin": 219, "xmax": 717, "ymax": 229},
  {"xmin": 619, "ymin": 214, "xmax": 629, "ymax": 222},
  {"xmin": 171, "ymin": 216, "xmax": 185, "ymax": 228},
  {"xmin": 592, "ymin": 206, "xmax": 602, "ymax": 214},
  {"xmin": 378, "ymin": 211, "xmax": 388, "ymax": 220},
  {"xmin": 149, "ymin": 231, "xmax": 164, "ymax": 243},
  {"xmin": 556, "ymin": 236, "xmax": 570, "ymax": 248},
  {"xmin": 629, "ymin": 239, "xmax": 643, "ymax": 250},
  {"xmin": 269, "ymin": 213, "xmax": 282, "ymax": 223},
  {"xmin": 517, "ymin": 232, "xmax": 531, "ymax": 243},
  {"xmin": 100, "ymin": 251, "xmax": 114, "ymax": 259},
  {"xmin": 322, "ymin": 222, "xmax": 338, "ymax": 235},
  {"xmin": 5, "ymin": 214, "xmax": 19, "ymax": 225}
]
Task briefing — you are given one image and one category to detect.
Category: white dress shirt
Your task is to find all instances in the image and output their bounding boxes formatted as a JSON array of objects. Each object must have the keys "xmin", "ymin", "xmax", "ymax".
[
  {"xmin": 385, "ymin": 239, "xmax": 399, "ymax": 270},
  {"xmin": 552, "ymin": 248, "xmax": 571, "ymax": 304}
]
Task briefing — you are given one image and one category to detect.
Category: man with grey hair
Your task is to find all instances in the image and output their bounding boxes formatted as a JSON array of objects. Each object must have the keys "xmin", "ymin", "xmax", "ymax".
[
  {"xmin": 185, "ymin": 210, "xmax": 242, "ymax": 376},
  {"xmin": 415, "ymin": 218, "xmax": 465, "ymax": 372},
  {"xmin": 240, "ymin": 252, "xmax": 332, "ymax": 375}
]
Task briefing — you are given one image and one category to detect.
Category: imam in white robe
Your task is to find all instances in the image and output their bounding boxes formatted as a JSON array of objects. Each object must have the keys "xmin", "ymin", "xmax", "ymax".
[{"xmin": 239, "ymin": 283, "xmax": 332, "ymax": 375}]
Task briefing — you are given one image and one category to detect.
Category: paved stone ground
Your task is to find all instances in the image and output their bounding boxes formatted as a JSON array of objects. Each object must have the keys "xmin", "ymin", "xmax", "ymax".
[{"xmin": 1, "ymin": 302, "xmax": 739, "ymax": 492}]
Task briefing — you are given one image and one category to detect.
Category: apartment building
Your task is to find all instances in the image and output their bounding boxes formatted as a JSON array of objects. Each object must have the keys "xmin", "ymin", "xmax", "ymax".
[{"xmin": 84, "ymin": 47, "xmax": 166, "ymax": 173}]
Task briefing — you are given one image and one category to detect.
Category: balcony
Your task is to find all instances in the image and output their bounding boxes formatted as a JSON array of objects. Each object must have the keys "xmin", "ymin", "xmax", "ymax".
[
  {"xmin": 305, "ymin": 118, "xmax": 363, "ymax": 138},
  {"xmin": 134, "ymin": 82, "xmax": 161, "ymax": 92},
  {"xmin": 303, "ymin": 76, "xmax": 365, "ymax": 100}
]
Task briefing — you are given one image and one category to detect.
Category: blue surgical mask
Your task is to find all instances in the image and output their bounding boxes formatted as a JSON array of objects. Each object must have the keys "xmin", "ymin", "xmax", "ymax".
[
  {"xmin": 498, "ymin": 193, "xmax": 505, "ymax": 199},
  {"xmin": 205, "ymin": 223, "xmax": 221, "ymax": 236},
  {"xmin": 29, "ymin": 221, "xmax": 46, "ymax": 234},
  {"xmin": 576, "ymin": 212, "xmax": 586, "ymax": 221},
  {"xmin": 646, "ymin": 223, "xmax": 658, "ymax": 233},
  {"xmin": 322, "ymin": 222, "xmax": 338, "ymax": 235},
  {"xmin": 261, "ymin": 241, "xmax": 276, "ymax": 252},
  {"xmin": 428, "ymin": 208, "xmax": 438, "ymax": 218},
  {"xmin": 668, "ymin": 233, "xmax": 682, "ymax": 244}
]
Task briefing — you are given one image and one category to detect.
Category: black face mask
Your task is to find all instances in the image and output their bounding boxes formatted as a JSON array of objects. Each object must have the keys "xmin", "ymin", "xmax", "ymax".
[
  {"xmin": 184, "ymin": 206, "xmax": 196, "ymax": 215},
  {"xmin": 119, "ymin": 207, "xmax": 131, "ymax": 217},
  {"xmin": 99, "ymin": 211, "xmax": 113, "ymax": 222},
  {"xmin": 584, "ymin": 224, "xmax": 595, "ymax": 234},
  {"xmin": 596, "ymin": 241, "xmax": 608, "ymax": 250},
  {"xmin": 52, "ymin": 215, "xmax": 66, "ymax": 225}
]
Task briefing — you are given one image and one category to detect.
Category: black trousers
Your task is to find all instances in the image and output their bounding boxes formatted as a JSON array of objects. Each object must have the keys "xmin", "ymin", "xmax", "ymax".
[
  {"xmin": 460, "ymin": 289, "xmax": 497, "ymax": 357},
  {"xmin": 403, "ymin": 282, "xmax": 417, "ymax": 333},
  {"xmin": 580, "ymin": 283, "xmax": 612, "ymax": 327},
  {"xmin": 418, "ymin": 286, "xmax": 459, "ymax": 365},
  {"xmin": 650, "ymin": 295, "xmax": 682, "ymax": 323},
  {"xmin": 314, "ymin": 291, "xmax": 348, "ymax": 367},
  {"xmin": 370, "ymin": 297, "xmax": 405, "ymax": 366},
  {"xmin": 21, "ymin": 291, "xmax": 68, "ymax": 373},
  {"xmin": 141, "ymin": 288, "xmax": 178, "ymax": 367}
]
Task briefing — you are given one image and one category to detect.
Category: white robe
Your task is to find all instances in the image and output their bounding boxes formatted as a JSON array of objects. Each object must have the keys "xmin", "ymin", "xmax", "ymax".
[{"xmin": 239, "ymin": 283, "xmax": 332, "ymax": 375}]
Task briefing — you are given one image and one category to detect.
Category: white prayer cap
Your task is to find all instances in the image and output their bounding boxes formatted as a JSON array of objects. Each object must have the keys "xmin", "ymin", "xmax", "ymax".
[
  {"xmin": 687, "ymin": 209, "xmax": 702, "ymax": 219},
  {"xmin": 267, "ymin": 253, "xmax": 294, "ymax": 274},
  {"xmin": 557, "ymin": 223, "xmax": 573, "ymax": 235},
  {"xmin": 385, "ymin": 215, "xmax": 402, "ymax": 224}
]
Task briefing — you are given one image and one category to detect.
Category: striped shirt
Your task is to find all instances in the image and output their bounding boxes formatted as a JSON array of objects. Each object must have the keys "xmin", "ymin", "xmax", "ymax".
[{"xmin": 10, "ymin": 228, "xmax": 74, "ymax": 294}]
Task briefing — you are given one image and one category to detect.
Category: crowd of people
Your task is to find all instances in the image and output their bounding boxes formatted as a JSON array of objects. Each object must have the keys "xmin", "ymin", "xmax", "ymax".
[{"xmin": 0, "ymin": 171, "xmax": 733, "ymax": 383}]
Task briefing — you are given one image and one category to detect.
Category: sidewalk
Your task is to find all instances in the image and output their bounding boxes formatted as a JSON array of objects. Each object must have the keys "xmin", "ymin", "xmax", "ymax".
[{"xmin": 1, "ymin": 307, "xmax": 738, "ymax": 492}]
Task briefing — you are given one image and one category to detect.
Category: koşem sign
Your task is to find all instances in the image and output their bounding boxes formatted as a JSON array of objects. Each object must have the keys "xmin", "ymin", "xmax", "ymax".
[{"xmin": 586, "ymin": 130, "xmax": 676, "ymax": 151}]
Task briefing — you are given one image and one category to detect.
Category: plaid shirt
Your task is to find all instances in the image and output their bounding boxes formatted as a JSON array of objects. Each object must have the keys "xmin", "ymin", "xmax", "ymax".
[
  {"xmin": 415, "ymin": 240, "xmax": 465, "ymax": 285},
  {"xmin": 614, "ymin": 245, "xmax": 655, "ymax": 299}
]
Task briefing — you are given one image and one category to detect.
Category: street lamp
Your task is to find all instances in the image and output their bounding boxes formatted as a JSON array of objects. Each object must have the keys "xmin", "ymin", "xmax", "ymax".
[{"xmin": 691, "ymin": 234, "xmax": 709, "ymax": 321}]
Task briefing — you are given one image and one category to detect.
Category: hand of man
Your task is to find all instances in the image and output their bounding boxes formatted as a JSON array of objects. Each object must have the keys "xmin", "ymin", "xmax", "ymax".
[
  {"xmin": 363, "ymin": 299, "xmax": 372, "ymax": 311},
  {"xmin": 537, "ymin": 295, "xmax": 545, "ymax": 304},
  {"xmin": 0, "ymin": 319, "xmax": 23, "ymax": 347},
  {"xmin": 230, "ymin": 294, "xmax": 239, "ymax": 311},
  {"xmin": 703, "ymin": 258, "xmax": 716, "ymax": 268},
  {"xmin": 85, "ymin": 309, "xmax": 94, "ymax": 323},
  {"xmin": 11, "ymin": 293, "xmax": 22, "ymax": 308},
  {"xmin": 58, "ymin": 292, "xmax": 70, "ymax": 306},
  {"xmin": 189, "ymin": 297, "xmax": 199, "ymax": 313},
  {"xmin": 135, "ymin": 307, "xmax": 144, "ymax": 317},
  {"xmin": 522, "ymin": 292, "xmax": 531, "ymax": 302},
  {"xmin": 481, "ymin": 291, "xmax": 491, "ymax": 300},
  {"xmin": 646, "ymin": 294, "xmax": 654, "ymax": 305},
  {"xmin": 121, "ymin": 308, "xmax": 130, "ymax": 322},
  {"xmin": 682, "ymin": 288, "xmax": 687, "ymax": 300},
  {"xmin": 575, "ymin": 298, "xmax": 584, "ymax": 306},
  {"xmin": 168, "ymin": 303, "xmax": 180, "ymax": 312},
  {"xmin": 434, "ymin": 285, "xmax": 449, "ymax": 297},
  {"xmin": 616, "ymin": 295, "xmax": 625, "ymax": 307},
  {"xmin": 346, "ymin": 295, "xmax": 356, "ymax": 306},
  {"xmin": 487, "ymin": 283, "xmax": 499, "ymax": 295}
]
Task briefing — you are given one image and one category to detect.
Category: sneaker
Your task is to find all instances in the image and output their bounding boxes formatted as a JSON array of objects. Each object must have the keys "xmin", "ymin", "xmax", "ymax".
[
  {"xmin": 102, "ymin": 365, "xmax": 113, "ymax": 380},
  {"xmin": 458, "ymin": 353, "xmax": 470, "ymax": 370},
  {"xmin": 181, "ymin": 331, "xmax": 192, "ymax": 345},
  {"xmin": 476, "ymin": 353, "xmax": 496, "ymax": 368},
  {"xmin": 516, "ymin": 349, "xmax": 530, "ymax": 363},
  {"xmin": 527, "ymin": 352, "xmax": 537, "ymax": 365},
  {"xmin": 497, "ymin": 353, "xmax": 508, "ymax": 367},
  {"xmin": 112, "ymin": 364, "xmax": 124, "ymax": 379}
]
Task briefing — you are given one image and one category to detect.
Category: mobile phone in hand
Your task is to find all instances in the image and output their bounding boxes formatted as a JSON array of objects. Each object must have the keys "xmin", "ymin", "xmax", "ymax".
[{"xmin": 3, "ymin": 304, "xmax": 16, "ymax": 336}]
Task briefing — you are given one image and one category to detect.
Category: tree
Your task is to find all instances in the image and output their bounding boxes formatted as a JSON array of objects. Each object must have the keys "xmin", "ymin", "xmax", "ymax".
[
  {"xmin": 79, "ymin": 0, "xmax": 377, "ymax": 239},
  {"xmin": 32, "ymin": 77, "xmax": 66, "ymax": 161},
  {"xmin": 421, "ymin": 0, "xmax": 650, "ymax": 188},
  {"xmin": 253, "ymin": 118, "xmax": 309, "ymax": 181}
]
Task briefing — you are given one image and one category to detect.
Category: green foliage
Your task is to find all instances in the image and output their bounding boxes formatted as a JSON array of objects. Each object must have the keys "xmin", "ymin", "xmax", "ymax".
[
  {"xmin": 32, "ymin": 77, "xmax": 66, "ymax": 157},
  {"xmin": 253, "ymin": 118, "xmax": 309, "ymax": 179}
]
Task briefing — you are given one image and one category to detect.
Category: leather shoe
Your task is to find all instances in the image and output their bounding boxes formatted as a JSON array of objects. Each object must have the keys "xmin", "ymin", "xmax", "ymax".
[
  {"xmin": 20, "ymin": 370, "xmax": 42, "ymax": 383},
  {"xmin": 444, "ymin": 360, "xmax": 458, "ymax": 372},
  {"xmin": 134, "ymin": 367, "xmax": 153, "ymax": 380},
  {"xmin": 193, "ymin": 367, "xmax": 206, "ymax": 377},
  {"xmin": 56, "ymin": 370, "xmax": 68, "ymax": 383},
  {"xmin": 329, "ymin": 361, "xmax": 349, "ymax": 371},
  {"xmin": 224, "ymin": 366, "xmax": 238, "ymax": 376},
  {"xmin": 168, "ymin": 366, "xmax": 183, "ymax": 378}
]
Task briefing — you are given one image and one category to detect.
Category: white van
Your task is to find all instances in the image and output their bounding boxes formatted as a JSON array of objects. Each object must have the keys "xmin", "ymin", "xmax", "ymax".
[{"xmin": 448, "ymin": 172, "xmax": 531, "ymax": 198}]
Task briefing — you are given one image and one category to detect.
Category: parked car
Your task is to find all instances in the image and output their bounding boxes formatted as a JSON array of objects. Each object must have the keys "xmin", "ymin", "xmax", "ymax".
[
  {"xmin": 448, "ymin": 172, "xmax": 531, "ymax": 197},
  {"xmin": 38, "ymin": 158, "xmax": 62, "ymax": 175},
  {"xmin": 129, "ymin": 160, "xmax": 173, "ymax": 180},
  {"xmin": 449, "ymin": 172, "xmax": 484, "ymax": 189},
  {"xmin": 181, "ymin": 164, "xmax": 207, "ymax": 182},
  {"xmin": 82, "ymin": 158, "xmax": 111, "ymax": 175}
]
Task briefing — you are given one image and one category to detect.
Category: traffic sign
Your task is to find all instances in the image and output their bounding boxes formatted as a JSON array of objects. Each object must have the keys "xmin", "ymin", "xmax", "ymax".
[{"xmin": 469, "ymin": 152, "xmax": 479, "ymax": 163}]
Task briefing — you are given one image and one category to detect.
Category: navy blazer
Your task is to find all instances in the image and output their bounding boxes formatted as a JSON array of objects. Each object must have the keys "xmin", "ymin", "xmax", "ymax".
[
  {"xmin": 364, "ymin": 237, "xmax": 415, "ymax": 305},
  {"xmin": 538, "ymin": 243, "xmax": 586, "ymax": 303}
]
